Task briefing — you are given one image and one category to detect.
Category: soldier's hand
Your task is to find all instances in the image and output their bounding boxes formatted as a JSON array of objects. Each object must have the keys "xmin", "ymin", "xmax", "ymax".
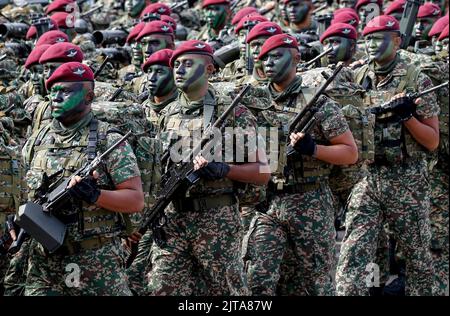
[
  {"xmin": 290, "ymin": 132, "xmax": 317, "ymax": 156},
  {"xmin": 193, "ymin": 155, "xmax": 230, "ymax": 180},
  {"xmin": 68, "ymin": 171, "xmax": 101, "ymax": 204},
  {"xmin": 390, "ymin": 93, "xmax": 415, "ymax": 122}
]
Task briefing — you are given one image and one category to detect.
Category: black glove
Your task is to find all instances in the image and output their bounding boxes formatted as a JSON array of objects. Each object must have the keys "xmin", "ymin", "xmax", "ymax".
[
  {"xmin": 292, "ymin": 133, "xmax": 317, "ymax": 156},
  {"xmin": 69, "ymin": 176, "xmax": 101, "ymax": 204},
  {"xmin": 390, "ymin": 96, "xmax": 415, "ymax": 122},
  {"xmin": 194, "ymin": 162, "xmax": 230, "ymax": 180}
]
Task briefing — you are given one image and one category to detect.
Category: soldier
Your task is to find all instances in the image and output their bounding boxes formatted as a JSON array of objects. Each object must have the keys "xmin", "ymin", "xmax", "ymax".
[
  {"xmin": 281, "ymin": 0, "xmax": 316, "ymax": 34},
  {"xmin": 30, "ymin": 42, "xmax": 84, "ymax": 135},
  {"xmin": 245, "ymin": 33, "xmax": 357, "ymax": 296},
  {"xmin": 140, "ymin": 2, "xmax": 172, "ymax": 22},
  {"xmin": 23, "ymin": 62, "xmax": 144, "ymax": 295},
  {"xmin": 112, "ymin": 0, "xmax": 151, "ymax": 29},
  {"xmin": 118, "ymin": 22, "xmax": 146, "ymax": 83},
  {"xmin": 220, "ymin": 14, "xmax": 268, "ymax": 81},
  {"xmin": 193, "ymin": 0, "xmax": 232, "ymax": 43},
  {"xmin": 335, "ymin": 15, "xmax": 439, "ymax": 296},
  {"xmin": 126, "ymin": 49, "xmax": 177, "ymax": 296},
  {"xmin": 355, "ymin": 0, "xmax": 383, "ymax": 31},
  {"xmin": 320, "ymin": 22, "xmax": 358, "ymax": 66},
  {"xmin": 147, "ymin": 40, "xmax": 270, "ymax": 295},
  {"xmin": 128, "ymin": 20, "xmax": 176, "ymax": 95},
  {"xmin": 428, "ymin": 15, "xmax": 449, "ymax": 55},
  {"xmin": 384, "ymin": 0, "xmax": 407, "ymax": 23},
  {"xmin": 415, "ymin": 2, "xmax": 443, "ymax": 53}
]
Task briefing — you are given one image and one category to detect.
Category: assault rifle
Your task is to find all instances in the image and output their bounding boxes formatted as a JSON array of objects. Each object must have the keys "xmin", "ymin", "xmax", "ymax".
[
  {"xmin": 298, "ymin": 46, "xmax": 333, "ymax": 71},
  {"xmin": 400, "ymin": 0, "xmax": 425, "ymax": 49},
  {"xmin": 14, "ymin": 131, "xmax": 133, "ymax": 253},
  {"xmin": 370, "ymin": 81, "xmax": 449, "ymax": 116},
  {"xmin": 125, "ymin": 84, "xmax": 251, "ymax": 267},
  {"xmin": 286, "ymin": 62, "xmax": 344, "ymax": 156}
]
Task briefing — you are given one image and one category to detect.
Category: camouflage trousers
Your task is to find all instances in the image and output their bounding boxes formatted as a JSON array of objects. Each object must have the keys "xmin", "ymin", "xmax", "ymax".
[
  {"xmin": 244, "ymin": 184, "xmax": 336, "ymax": 296},
  {"xmin": 3, "ymin": 238, "xmax": 30, "ymax": 296},
  {"xmin": 146, "ymin": 203, "xmax": 248, "ymax": 296},
  {"xmin": 429, "ymin": 165, "xmax": 449, "ymax": 296},
  {"xmin": 127, "ymin": 230, "xmax": 153, "ymax": 296},
  {"xmin": 25, "ymin": 239, "xmax": 132, "ymax": 296},
  {"xmin": 336, "ymin": 160, "xmax": 435, "ymax": 296}
]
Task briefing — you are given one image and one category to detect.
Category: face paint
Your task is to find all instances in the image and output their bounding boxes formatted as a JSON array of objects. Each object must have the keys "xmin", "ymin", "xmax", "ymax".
[
  {"xmin": 50, "ymin": 82, "xmax": 88, "ymax": 120},
  {"xmin": 147, "ymin": 64, "xmax": 175, "ymax": 97},
  {"xmin": 250, "ymin": 36, "xmax": 269, "ymax": 67},
  {"xmin": 237, "ymin": 30, "xmax": 248, "ymax": 54},
  {"xmin": 205, "ymin": 4, "xmax": 228, "ymax": 30},
  {"xmin": 286, "ymin": 0, "xmax": 310, "ymax": 24},
  {"xmin": 43, "ymin": 62, "xmax": 63, "ymax": 80},
  {"xmin": 323, "ymin": 36, "xmax": 354, "ymax": 64},
  {"xmin": 125, "ymin": 0, "xmax": 146, "ymax": 17},
  {"xmin": 262, "ymin": 47, "xmax": 295, "ymax": 84},
  {"xmin": 131, "ymin": 42, "xmax": 144, "ymax": 66},
  {"xmin": 415, "ymin": 17, "xmax": 436, "ymax": 40},
  {"xmin": 174, "ymin": 55, "xmax": 209, "ymax": 94},
  {"xmin": 365, "ymin": 32, "xmax": 397, "ymax": 63},
  {"xmin": 141, "ymin": 34, "xmax": 172, "ymax": 59},
  {"xmin": 30, "ymin": 64, "xmax": 45, "ymax": 96}
]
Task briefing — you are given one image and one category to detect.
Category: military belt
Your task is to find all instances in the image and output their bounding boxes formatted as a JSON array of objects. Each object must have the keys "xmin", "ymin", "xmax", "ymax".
[
  {"xmin": 268, "ymin": 182, "xmax": 320, "ymax": 194},
  {"xmin": 175, "ymin": 194, "xmax": 236, "ymax": 212},
  {"xmin": 54, "ymin": 236, "xmax": 114, "ymax": 256}
]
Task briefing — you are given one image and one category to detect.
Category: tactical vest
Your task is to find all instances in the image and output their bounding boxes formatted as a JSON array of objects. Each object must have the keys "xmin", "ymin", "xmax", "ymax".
[
  {"xmin": 161, "ymin": 91, "xmax": 235, "ymax": 198},
  {"xmin": 259, "ymin": 88, "xmax": 332, "ymax": 189},
  {"xmin": 0, "ymin": 138, "xmax": 26, "ymax": 213},
  {"xmin": 91, "ymin": 101, "xmax": 161, "ymax": 212},
  {"xmin": 25, "ymin": 118, "xmax": 128, "ymax": 243},
  {"xmin": 355, "ymin": 63, "xmax": 424, "ymax": 164},
  {"xmin": 31, "ymin": 99, "xmax": 52, "ymax": 135}
]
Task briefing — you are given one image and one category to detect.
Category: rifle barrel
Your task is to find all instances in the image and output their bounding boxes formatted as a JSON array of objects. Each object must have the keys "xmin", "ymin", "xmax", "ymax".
[{"xmin": 416, "ymin": 81, "xmax": 449, "ymax": 99}]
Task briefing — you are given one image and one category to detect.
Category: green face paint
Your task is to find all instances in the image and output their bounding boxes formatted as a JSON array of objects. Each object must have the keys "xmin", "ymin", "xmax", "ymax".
[
  {"xmin": 30, "ymin": 64, "xmax": 45, "ymax": 95},
  {"xmin": 415, "ymin": 17, "xmax": 436, "ymax": 40},
  {"xmin": 205, "ymin": 4, "xmax": 228, "ymax": 30},
  {"xmin": 50, "ymin": 83, "xmax": 88, "ymax": 120},
  {"xmin": 132, "ymin": 42, "xmax": 144, "ymax": 66},
  {"xmin": 141, "ymin": 35, "xmax": 171, "ymax": 59},
  {"xmin": 365, "ymin": 32, "xmax": 397, "ymax": 63},
  {"xmin": 238, "ymin": 30, "xmax": 247, "ymax": 54},
  {"xmin": 173, "ymin": 55, "xmax": 209, "ymax": 94},
  {"xmin": 125, "ymin": 0, "xmax": 146, "ymax": 17},
  {"xmin": 250, "ymin": 36, "xmax": 269, "ymax": 68},
  {"xmin": 147, "ymin": 64, "xmax": 175, "ymax": 97},
  {"xmin": 262, "ymin": 47, "xmax": 295, "ymax": 83},
  {"xmin": 323, "ymin": 36, "xmax": 354, "ymax": 64},
  {"xmin": 286, "ymin": 0, "xmax": 310, "ymax": 24}
]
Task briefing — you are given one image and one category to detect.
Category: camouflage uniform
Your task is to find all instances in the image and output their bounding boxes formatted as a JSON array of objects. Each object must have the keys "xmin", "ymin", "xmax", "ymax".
[
  {"xmin": 146, "ymin": 86, "xmax": 254, "ymax": 296},
  {"xmin": 335, "ymin": 55, "xmax": 439, "ymax": 296},
  {"xmin": 23, "ymin": 112, "xmax": 140, "ymax": 295},
  {"xmin": 245, "ymin": 74, "xmax": 349, "ymax": 296},
  {"xmin": 125, "ymin": 91, "xmax": 179, "ymax": 296}
]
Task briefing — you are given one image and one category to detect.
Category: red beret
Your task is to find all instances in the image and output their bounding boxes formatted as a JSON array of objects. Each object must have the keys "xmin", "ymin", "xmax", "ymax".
[
  {"xmin": 331, "ymin": 10, "xmax": 360, "ymax": 27},
  {"xmin": 46, "ymin": 62, "xmax": 94, "ymax": 90},
  {"xmin": 202, "ymin": 0, "xmax": 230, "ymax": 8},
  {"xmin": 438, "ymin": 24, "xmax": 449, "ymax": 41},
  {"xmin": 127, "ymin": 22, "xmax": 146, "ymax": 43},
  {"xmin": 50, "ymin": 11, "xmax": 75, "ymax": 29},
  {"xmin": 39, "ymin": 42, "xmax": 83, "ymax": 64},
  {"xmin": 170, "ymin": 40, "xmax": 213, "ymax": 67},
  {"xmin": 232, "ymin": 7, "xmax": 259, "ymax": 25},
  {"xmin": 362, "ymin": 15, "xmax": 400, "ymax": 36},
  {"xmin": 429, "ymin": 15, "xmax": 449, "ymax": 38},
  {"xmin": 235, "ymin": 15, "xmax": 268, "ymax": 34},
  {"xmin": 46, "ymin": 0, "xmax": 75, "ymax": 15},
  {"xmin": 26, "ymin": 18, "xmax": 59, "ymax": 40},
  {"xmin": 161, "ymin": 15, "xmax": 177, "ymax": 30},
  {"xmin": 356, "ymin": 0, "xmax": 383, "ymax": 11},
  {"xmin": 25, "ymin": 44, "xmax": 51, "ymax": 69},
  {"xmin": 142, "ymin": 49, "xmax": 174, "ymax": 72},
  {"xmin": 140, "ymin": 3, "xmax": 172, "ymax": 18},
  {"xmin": 246, "ymin": 21, "xmax": 283, "ymax": 43},
  {"xmin": 384, "ymin": 0, "xmax": 406, "ymax": 15},
  {"xmin": 136, "ymin": 21, "xmax": 174, "ymax": 41},
  {"xmin": 258, "ymin": 33, "xmax": 298, "ymax": 60},
  {"xmin": 320, "ymin": 23, "xmax": 358, "ymax": 42},
  {"xmin": 417, "ymin": 2, "xmax": 441, "ymax": 19},
  {"xmin": 36, "ymin": 30, "xmax": 69, "ymax": 46}
]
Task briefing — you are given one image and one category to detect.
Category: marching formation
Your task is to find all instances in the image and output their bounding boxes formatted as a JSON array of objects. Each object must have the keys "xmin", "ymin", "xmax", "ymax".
[{"xmin": 0, "ymin": 0, "xmax": 448, "ymax": 296}]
